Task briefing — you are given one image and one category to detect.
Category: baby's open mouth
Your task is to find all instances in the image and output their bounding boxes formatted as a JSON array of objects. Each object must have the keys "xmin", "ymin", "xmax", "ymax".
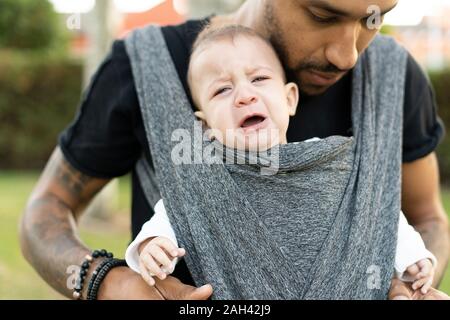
[
  {"xmin": 240, "ymin": 115, "xmax": 267, "ymax": 128},
  {"xmin": 238, "ymin": 114, "xmax": 269, "ymax": 133}
]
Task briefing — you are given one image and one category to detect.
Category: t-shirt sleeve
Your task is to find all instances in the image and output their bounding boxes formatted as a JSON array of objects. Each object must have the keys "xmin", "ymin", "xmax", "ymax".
[
  {"xmin": 402, "ymin": 53, "xmax": 445, "ymax": 163},
  {"xmin": 58, "ymin": 40, "xmax": 142, "ymax": 178}
]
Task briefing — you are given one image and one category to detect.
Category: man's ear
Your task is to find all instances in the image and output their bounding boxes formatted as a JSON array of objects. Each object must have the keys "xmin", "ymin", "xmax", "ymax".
[{"xmin": 285, "ymin": 82, "xmax": 299, "ymax": 116}]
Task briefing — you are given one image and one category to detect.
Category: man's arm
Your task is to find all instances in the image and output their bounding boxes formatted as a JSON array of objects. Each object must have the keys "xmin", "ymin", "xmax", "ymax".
[
  {"xmin": 20, "ymin": 147, "xmax": 110, "ymax": 298},
  {"xmin": 19, "ymin": 147, "xmax": 213, "ymax": 299},
  {"xmin": 401, "ymin": 152, "xmax": 450, "ymax": 287}
]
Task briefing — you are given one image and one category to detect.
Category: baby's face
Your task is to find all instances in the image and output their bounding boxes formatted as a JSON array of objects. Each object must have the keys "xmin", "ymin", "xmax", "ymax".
[{"xmin": 189, "ymin": 36, "xmax": 299, "ymax": 151}]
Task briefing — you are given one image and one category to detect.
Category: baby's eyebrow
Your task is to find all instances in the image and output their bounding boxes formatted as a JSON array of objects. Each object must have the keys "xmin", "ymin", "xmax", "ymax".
[{"xmin": 247, "ymin": 65, "xmax": 275, "ymax": 74}]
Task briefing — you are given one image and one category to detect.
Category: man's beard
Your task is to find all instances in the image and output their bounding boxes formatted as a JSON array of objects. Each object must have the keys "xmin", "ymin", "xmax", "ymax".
[{"xmin": 264, "ymin": 4, "xmax": 348, "ymax": 96}]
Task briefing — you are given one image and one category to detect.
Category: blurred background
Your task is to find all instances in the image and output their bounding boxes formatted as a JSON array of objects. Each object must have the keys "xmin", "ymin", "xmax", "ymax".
[{"xmin": 0, "ymin": 0, "xmax": 449, "ymax": 299}]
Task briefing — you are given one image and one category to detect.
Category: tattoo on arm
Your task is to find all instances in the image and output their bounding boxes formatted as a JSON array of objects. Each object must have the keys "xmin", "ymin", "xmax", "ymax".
[
  {"xmin": 20, "ymin": 148, "xmax": 110, "ymax": 298},
  {"xmin": 52, "ymin": 155, "xmax": 106, "ymax": 214}
]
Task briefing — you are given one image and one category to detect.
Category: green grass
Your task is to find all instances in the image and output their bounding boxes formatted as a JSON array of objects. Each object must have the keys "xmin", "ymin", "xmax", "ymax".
[
  {"xmin": 439, "ymin": 190, "xmax": 450, "ymax": 294},
  {"xmin": 0, "ymin": 171, "xmax": 449, "ymax": 299},
  {"xmin": 0, "ymin": 171, "xmax": 131, "ymax": 299}
]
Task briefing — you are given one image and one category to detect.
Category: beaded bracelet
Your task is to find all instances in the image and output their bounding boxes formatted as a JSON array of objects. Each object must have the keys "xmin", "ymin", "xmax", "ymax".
[
  {"xmin": 72, "ymin": 249, "xmax": 114, "ymax": 300},
  {"xmin": 85, "ymin": 258, "xmax": 112, "ymax": 299},
  {"xmin": 87, "ymin": 258, "xmax": 128, "ymax": 300}
]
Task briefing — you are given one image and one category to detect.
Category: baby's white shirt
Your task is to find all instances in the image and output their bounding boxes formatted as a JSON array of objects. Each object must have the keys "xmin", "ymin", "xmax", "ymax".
[
  {"xmin": 395, "ymin": 212, "xmax": 437, "ymax": 281},
  {"xmin": 125, "ymin": 199, "xmax": 180, "ymax": 275}
]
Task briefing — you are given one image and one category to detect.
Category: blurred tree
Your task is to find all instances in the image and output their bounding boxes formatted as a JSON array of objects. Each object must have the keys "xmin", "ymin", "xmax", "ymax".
[
  {"xmin": 83, "ymin": 0, "xmax": 121, "ymax": 87},
  {"xmin": 0, "ymin": 0, "xmax": 80, "ymax": 171},
  {"xmin": 380, "ymin": 24, "xmax": 394, "ymax": 35},
  {"xmin": 429, "ymin": 69, "xmax": 450, "ymax": 185},
  {"xmin": 0, "ymin": 0, "xmax": 61, "ymax": 50}
]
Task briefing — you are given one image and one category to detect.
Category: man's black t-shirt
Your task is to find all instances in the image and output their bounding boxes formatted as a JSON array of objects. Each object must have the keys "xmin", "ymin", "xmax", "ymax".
[{"xmin": 59, "ymin": 18, "xmax": 445, "ymax": 285}]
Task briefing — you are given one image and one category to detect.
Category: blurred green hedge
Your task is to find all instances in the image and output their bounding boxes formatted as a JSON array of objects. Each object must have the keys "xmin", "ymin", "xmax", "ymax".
[
  {"xmin": 0, "ymin": 0, "xmax": 62, "ymax": 50},
  {"xmin": 430, "ymin": 70, "xmax": 450, "ymax": 184},
  {"xmin": 0, "ymin": 51, "xmax": 82, "ymax": 169},
  {"xmin": 0, "ymin": 0, "xmax": 81, "ymax": 169}
]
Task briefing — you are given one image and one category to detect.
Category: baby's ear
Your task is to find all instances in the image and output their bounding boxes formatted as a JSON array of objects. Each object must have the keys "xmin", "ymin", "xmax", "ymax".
[
  {"xmin": 194, "ymin": 111, "xmax": 206, "ymax": 122},
  {"xmin": 285, "ymin": 82, "xmax": 299, "ymax": 116}
]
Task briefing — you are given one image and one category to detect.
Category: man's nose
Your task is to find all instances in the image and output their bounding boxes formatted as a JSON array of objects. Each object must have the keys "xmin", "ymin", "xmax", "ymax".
[
  {"xmin": 325, "ymin": 23, "xmax": 360, "ymax": 71},
  {"xmin": 234, "ymin": 86, "xmax": 258, "ymax": 107}
]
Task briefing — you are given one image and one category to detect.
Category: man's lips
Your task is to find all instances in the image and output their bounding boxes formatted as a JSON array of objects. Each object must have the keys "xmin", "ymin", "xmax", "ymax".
[
  {"xmin": 238, "ymin": 113, "xmax": 269, "ymax": 133},
  {"xmin": 305, "ymin": 70, "xmax": 343, "ymax": 86}
]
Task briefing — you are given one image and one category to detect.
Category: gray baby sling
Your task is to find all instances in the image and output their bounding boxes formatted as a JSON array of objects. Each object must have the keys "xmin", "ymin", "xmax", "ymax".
[{"xmin": 125, "ymin": 26, "xmax": 408, "ymax": 299}]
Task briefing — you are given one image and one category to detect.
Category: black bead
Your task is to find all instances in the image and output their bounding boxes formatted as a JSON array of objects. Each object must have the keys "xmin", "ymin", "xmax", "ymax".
[
  {"xmin": 92, "ymin": 250, "xmax": 100, "ymax": 258},
  {"xmin": 100, "ymin": 249, "xmax": 107, "ymax": 256},
  {"xmin": 80, "ymin": 269, "xmax": 87, "ymax": 276},
  {"xmin": 106, "ymin": 252, "xmax": 113, "ymax": 258},
  {"xmin": 82, "ymin": 261, "xmax": 89, "ymax": 269}
]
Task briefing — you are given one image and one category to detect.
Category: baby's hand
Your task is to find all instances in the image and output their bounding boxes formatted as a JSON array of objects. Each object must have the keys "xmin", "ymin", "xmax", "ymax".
[
  {"xmin": 405, "ymin": 259, "xmax": 434, "ymax": 294},
  {"xmin": 138, "ymin": 236, "xmax": 185, "ymax": 286}
]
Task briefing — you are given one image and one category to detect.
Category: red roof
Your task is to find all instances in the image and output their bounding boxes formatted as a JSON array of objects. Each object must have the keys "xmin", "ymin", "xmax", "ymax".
[{"xmin": 119, "ymin": 0, "xmax": 186, "ymax": 38}]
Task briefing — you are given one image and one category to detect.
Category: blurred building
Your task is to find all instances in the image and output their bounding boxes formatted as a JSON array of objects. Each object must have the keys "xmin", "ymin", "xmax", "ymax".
[
  {"xmin": 390, "ymin": 11, "xmax": 450, "ymax": 70},
  {"xmin": 65, "ymin": 0, "xmax": 186, "ymax": 59},
  {"xmin": 54, "ymin": 0, "xmax": 242, "ymax": 59},
  {"xmin": 385, "ymin": 1, "xmax": 450, "ymax": 69},
  {"xmin": 54, "ymin": 0, "xmax": 450, "ymax": 70},
  {"xmin": 119, "ymin": 0, "xmax": 186, "ymax": 37}
]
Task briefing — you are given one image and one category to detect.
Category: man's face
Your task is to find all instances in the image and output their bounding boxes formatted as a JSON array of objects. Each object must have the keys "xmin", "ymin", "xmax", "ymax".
[
  {"xmin": 264, "ymin": 0, "xmax": 398, "ymax": 95},
  {"xmin": 189, "ymin": 36, "xmax": 298, "ymax": 151}
]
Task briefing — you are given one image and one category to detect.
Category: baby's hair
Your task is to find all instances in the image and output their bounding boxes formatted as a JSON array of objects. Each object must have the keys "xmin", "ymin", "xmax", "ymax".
[
  {"xmin": 187, "ymin": 24, "xmax": 286, "ymax": 107},
  {"xmin": 191, "ymin": 24, "xmax": 273, "ymax": 58}
]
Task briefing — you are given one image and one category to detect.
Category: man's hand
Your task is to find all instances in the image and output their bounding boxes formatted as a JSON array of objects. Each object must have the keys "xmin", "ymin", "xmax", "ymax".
[
  {"xmin": 388, "ymin": 278, "xmax": 450, "ymax": 300},
  {"xmin": 97, "ymin": 266, "xmax": 213, "ymax": 300},
  {"xmin": 154, "ymin": 276, "xmax": 213, "ymax": 300}
]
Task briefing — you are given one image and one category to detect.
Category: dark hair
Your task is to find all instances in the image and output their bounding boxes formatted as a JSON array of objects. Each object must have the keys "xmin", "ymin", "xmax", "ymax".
[{"xmin": 191, "ymin": 24, "xmax": 273, "ymax": 56}]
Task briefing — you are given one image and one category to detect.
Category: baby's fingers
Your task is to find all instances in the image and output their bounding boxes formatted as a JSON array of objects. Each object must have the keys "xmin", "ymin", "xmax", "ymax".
[
  {"xmin": 153, "ymin": 237, "xmax": 185, "ymax": 258},
  {"xmin": 139, "ymin": 259, "xmax": 155, "ymax": 286},
  {"xmin": 406, "ymin": 264, "xmax": 420, "ymax": 277},
  {"xmin": 412, "ymin": 276, "xmax": 430, "ymax": 291},
  {"xmin": 421, "ymin": 277, "xmax": 433, "ymax": 294},
  {"xmin": 148, "ymin": 244, "xmax": 173, "ymax": 273},
  {"xmin": 416, "ymin": 259, "xmax": 432, "ymax": 279},
  {"xmin": 140, "ymin": 252, "xmax": 165, "ymax": 280}
]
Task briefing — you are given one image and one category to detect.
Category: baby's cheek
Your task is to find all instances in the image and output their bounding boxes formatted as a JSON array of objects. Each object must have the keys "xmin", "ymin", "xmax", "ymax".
[
  {"xmin": 273, "ymin": 112, "xmax": 290, "ymax": 132},
  {"xmin": 217, "ymin": 122, "xmax": 237, "ymax": 143}
]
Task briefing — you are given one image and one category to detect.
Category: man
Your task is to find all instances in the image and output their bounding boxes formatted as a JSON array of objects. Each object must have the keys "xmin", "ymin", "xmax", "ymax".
[{"xmin": 20, "ymin": 0, "xmax": 449, "ymax": 299}]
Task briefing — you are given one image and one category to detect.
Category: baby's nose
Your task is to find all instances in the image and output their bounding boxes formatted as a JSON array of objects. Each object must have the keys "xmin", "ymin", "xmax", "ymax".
[{"xmin": 235, "ymin": 90, "xmax": 258, "ymax": 107}]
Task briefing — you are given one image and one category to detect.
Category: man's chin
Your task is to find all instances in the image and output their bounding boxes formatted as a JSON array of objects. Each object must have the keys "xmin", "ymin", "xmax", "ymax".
[
  {"xmin": 300, "ymin": 83, "xmax": 332, "ymax": 96},
  {"xmin": 297, "ymin": 71, "xmax": 345, "ymax": 96}
]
